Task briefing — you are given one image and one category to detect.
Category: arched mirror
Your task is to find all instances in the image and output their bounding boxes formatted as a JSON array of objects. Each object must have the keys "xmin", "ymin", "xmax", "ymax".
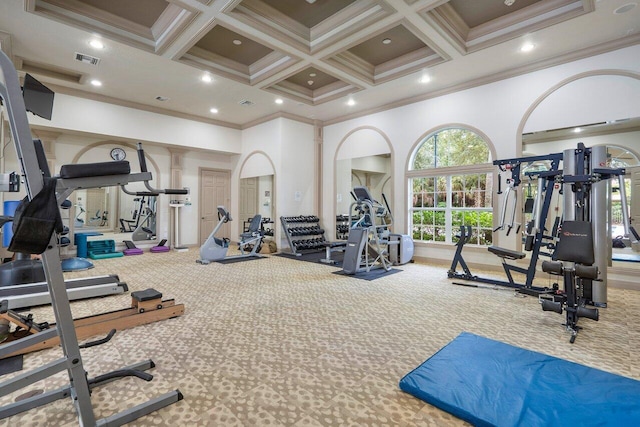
[
  {"xmin": 239, "ymin": 152, "xmax": 276, "ymax": 245},
  {"xmin": 521, "ymin": 73, "xmax": 640, "ymax": 264},
  {"xmin": 335, "ymin": 128, "xmax": 392, "ymax": 239}
]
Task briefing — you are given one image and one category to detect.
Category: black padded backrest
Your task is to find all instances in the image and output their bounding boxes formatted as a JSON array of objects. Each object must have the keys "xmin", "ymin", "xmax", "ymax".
[
  {"xmin": 554, "ymin": 221, "xmax": 594, "ymax": 265},
  {"xmin": 33, "ymin": 139, "xmax": 51, "ymax": 178},
  {"xmin": 60, "ymin": 161, "xmax": 130, "ymax": 179},
  {"xmin": 248, "ymin": 214, "xmax": 262, "ymax": 232}
]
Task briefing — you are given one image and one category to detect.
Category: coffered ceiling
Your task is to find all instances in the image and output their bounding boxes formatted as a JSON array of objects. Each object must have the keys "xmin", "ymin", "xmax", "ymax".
[{"xmin": 0, "ymin": 0, "xmax": 638, "ymax": 127}]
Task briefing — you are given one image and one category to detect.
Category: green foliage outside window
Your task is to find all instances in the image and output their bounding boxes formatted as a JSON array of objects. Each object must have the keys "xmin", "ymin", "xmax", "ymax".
[
  {"xmin": 412, "ymin": 128, "xmax": 490, "ymax": 170},
  {"xmin": 410, "ymin": 128, "xmax": 493, "ymax": 245}
]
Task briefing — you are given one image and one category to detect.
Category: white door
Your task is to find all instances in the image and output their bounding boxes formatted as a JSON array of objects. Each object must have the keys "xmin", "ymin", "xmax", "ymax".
[
  {"xmin": 239, "ymin": 177, "xmax": 259, "ymax": 227},
  {"xmin": 199, "ymin": 169, "xmax": 230, "ymax": 245}
]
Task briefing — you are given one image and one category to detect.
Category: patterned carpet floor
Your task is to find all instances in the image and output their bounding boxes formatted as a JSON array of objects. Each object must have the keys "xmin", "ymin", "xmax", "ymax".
[{"xmin": 0, "ymin": 249, "xmax": 638, "ymax": 426}]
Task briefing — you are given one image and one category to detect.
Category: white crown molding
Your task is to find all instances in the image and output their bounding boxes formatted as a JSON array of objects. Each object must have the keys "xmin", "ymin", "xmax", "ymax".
[
  {"xmin": 322, "ymin": 34, "xmax": 640, "ymax": 127},
  {"xmin": 240, "ymin": 111, "xmax": 315, "ymax": 130}
]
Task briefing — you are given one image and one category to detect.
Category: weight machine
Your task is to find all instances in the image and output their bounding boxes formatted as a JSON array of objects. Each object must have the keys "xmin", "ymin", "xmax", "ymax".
[
  {"xmin": 540, "ymin": 143, "xmax": 625, "ymax": 342},
  {"xmin": 448, "ymin": 152, "xmax": 563, "ymax": 294},
  {"xmin": 0, "ymin": 50, "xmax": 187, "ymax": 425},
  {"xmin": 131, "ymin": 197, "xmax": 157, "ymax": 241},
  {"xmin": 119, "ymin": 195, "xmax": 148, "ymax": 232}
]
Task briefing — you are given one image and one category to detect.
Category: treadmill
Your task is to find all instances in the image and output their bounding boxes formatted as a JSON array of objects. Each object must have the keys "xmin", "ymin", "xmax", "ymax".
[
  {"xmin": 0, "ymin": 144, "xmax": 128, "ymax": 310},
  {"xmin": 0, "ymin": 275, "xmax": 128, "ymax": 309}
]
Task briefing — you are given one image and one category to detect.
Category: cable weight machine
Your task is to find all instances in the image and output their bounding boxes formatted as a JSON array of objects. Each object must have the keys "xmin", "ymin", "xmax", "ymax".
[
  {"xmin": 448, "ymin": 152, "xmax": 563, "ymax": 294},
  {"xmin": 540, "ymin": 143, "xmax": 626, "ymax": 342}
]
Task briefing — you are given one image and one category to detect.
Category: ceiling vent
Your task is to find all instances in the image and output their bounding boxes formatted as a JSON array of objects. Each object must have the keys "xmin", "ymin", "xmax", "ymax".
[
  {"xmin": 238, "ymin": 99, "xmax": 254, "ymax": 106},
  {"xmin": 75, "ymin": 52, "xmax": 100, "ymax": 65}
]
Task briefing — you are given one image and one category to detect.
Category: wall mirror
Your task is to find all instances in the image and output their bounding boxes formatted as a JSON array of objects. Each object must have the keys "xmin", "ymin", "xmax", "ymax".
[
  {"xmin": 73, "ymin": 143, "xmax": 161, "ymax": 244},
  {"xmin": 521, "ymin": 73, "xmax": 640, "ymax": 264},
  {"xmin": 73, "ymin": 187, "xmax": 113, "ymax": 231},
  {"xmin": 239, "ymin": 152, "xmax": 275, "ymax": 241},
  {"xmin": 118, "ymin": 194, "xmax": 157, "ymax": 241},
  {"xmin": 335, "ymin": 128, "xmax": 392, "ymax": 235}
]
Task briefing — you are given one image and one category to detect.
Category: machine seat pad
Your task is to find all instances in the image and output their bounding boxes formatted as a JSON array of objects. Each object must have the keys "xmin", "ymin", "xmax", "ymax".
[
  {"xmin": 488, "ymin": 246, "xmax": 525, "ymax": 260},
  {"xmin": 324, "ymin": 241, "xmax": 347, "ymax": 248},
  {"xmin": 131, "ymin": 288, "xmax": 162, "ymax": 302},
  {"xmin": 60, "ymin": 161, "xmax": 130, "ymax": 179}
]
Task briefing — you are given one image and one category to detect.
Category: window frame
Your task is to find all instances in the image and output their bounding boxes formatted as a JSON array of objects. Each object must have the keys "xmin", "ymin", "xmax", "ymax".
[{"xmin": 408, "ymin": 128, "xmax": 494, "ymax": 245}]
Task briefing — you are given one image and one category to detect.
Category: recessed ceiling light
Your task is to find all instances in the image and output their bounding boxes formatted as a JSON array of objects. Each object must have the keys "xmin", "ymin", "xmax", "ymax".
[
  {"xmin": 382, "ymin": 38, "xmax": 391, "ymax": 45},
  {"xmin": 347, "ymin": 98, "xmax": 355, "ymax": 106},
  {"xmin": 573, "ymin": 127, "xmax": 582, "ymax": 133},
  {"xmin": 309, "ymin": 73, "xmax": 316, "ymax": 77},
  {"xmin": 519, "ymin": 42, "xmax": 535, "ymax": 52},
  {"xmin": 307, "ymin": 80, "xmax": 314, "ymax": 86},
  {"xmin": 90, "ymin": 79, "xmax": 102, "ymax": 87},
  {"xmin": 275, "ymin": 98, "xmax": 283, "ymax": 104},
  {"xmin": 210, "ymin": 108, "xmax": 218, "ymax": 114},
  {"xmin": 89, "ymin": 39, "xmax": 104, "ymax": 49},
  {"xmin": 614, "ymin": 3, "xmax": 637, "ymax": 14},
  {"xmin": 305, "ymin": 0, "xmax": 316, "ymax": 3},
  {"xmin": 232, "ymin": 39, "xmax": 242, "ymax": 45},
  {"xmin": 419, "ymin": 74, "xmax": 431, "ymax": 84},
  {"xmin": 201, "ymin": 73, "xmax": 212, "ymax": 83}
]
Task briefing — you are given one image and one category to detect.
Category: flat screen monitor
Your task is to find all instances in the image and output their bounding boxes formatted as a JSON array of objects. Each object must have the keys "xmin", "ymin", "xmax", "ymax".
[{"xmin": 23, "ymin": 73, "xmax": 54, "ymax": 120}]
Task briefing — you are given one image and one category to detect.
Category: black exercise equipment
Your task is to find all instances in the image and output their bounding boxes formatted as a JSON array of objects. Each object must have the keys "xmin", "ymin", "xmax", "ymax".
[
  {"xmin": 540, "ymin": 221, "xmax": 600, "ymax": 343},
  {"xmin": 538, "ymin": 143, "xmax": 625, "ymax": 342},
  {"xmin": 448, "ymin": 152, "xmax": 563, "ymax": 294},
  {"xmin": 281, "ymin": 215, "xmax": 328, "ymax": 255},
  {"xmin": 119, "ymin": 196, "xmax": 147, "ymax": 232}
]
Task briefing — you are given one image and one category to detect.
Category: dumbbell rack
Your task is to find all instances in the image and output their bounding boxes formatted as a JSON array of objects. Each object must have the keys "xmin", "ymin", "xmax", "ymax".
[
  {"xmin": 336, "ymin": 214, "xmax": 350, "ymax": 240},
  {"xmin": 280, "ymin": 215, "xmax": 326, "ymax": 256}
]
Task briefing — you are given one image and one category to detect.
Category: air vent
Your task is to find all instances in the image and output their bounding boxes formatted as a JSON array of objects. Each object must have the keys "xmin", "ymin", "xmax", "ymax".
[
  {"xmin": 75, "ymin": 52, "xmax": 100, "ymax": 66},
  {"xmin": 238, "ymin": 99, "xmax": 254, "ymax": 106}
]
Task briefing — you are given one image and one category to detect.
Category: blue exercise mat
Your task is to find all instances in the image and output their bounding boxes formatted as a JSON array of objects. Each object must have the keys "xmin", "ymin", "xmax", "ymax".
[
  {"xmin": 612, "ymin": 252, "xmax": 640, "ymax": 263},
  {"xmin": 399, "ymin": 332, "xmax": 640, "ymax": 426}
]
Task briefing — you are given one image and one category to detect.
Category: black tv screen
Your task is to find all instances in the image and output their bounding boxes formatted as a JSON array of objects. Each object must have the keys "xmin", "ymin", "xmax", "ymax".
[{"xmin": 23, "ymin": 73, "xmax": 54, "ymax": 120}]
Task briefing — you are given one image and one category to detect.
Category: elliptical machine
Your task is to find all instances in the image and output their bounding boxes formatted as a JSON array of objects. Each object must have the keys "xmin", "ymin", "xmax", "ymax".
[
  {"xmin": 197, "ymin": 206, "xmax": 264, "ymax": 264},
  {"xmin": 342, "ymin": 186, "xmax": 395, "ymax": 274}
]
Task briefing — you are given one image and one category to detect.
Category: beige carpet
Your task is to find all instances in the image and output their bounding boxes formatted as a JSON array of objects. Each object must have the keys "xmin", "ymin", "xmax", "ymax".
[{"xmin": 0, "ymin": 250, "xmax": 638, "ymax": 426}]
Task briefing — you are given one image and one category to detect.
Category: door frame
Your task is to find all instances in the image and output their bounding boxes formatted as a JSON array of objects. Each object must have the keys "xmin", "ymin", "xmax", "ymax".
[{"xmin": 198, "ymin": 167, "xmax": 231, "ymax": 246}]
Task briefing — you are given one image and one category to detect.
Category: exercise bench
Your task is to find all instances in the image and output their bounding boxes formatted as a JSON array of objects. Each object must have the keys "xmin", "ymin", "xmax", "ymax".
[
  {"xmin": 320, "ymin": 241, "xmax": 347, "ymax": 264},
  {"xmin": 448, "ymin": 226, "xmax": 553, "ymax": 295}
]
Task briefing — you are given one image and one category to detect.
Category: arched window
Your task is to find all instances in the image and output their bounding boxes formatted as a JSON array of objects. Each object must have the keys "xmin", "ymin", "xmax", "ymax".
[{"xmin": 409, "ymin": 128, "xmax": 493, "ymax": 245}]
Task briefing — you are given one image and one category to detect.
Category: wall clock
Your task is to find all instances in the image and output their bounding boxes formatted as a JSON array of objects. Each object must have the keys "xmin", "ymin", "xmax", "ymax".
[{"xmin": 110, "ymin": 147, "xmax": 126, "ymax": 161}]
